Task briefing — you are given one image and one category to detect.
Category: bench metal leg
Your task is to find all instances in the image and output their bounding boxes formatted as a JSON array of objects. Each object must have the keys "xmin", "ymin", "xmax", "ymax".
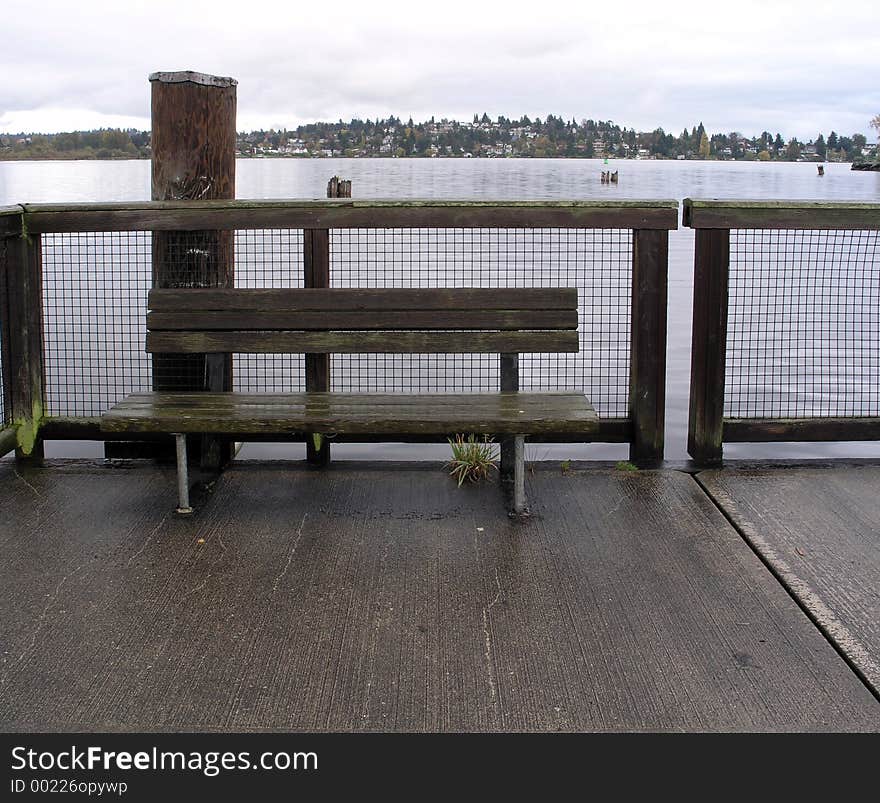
[
  {"xmin": 512, "ymin": 435, "xmax": 527, "ymax": 515},
  {"xmin": 174, "ymin": 433, "xmax": 193, "ymax": 515}
]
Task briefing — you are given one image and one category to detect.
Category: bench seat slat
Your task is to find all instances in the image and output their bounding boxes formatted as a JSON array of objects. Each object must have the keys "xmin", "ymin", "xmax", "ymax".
[
  {"xmin": 146, "ymin": 330, "xmax": 580, "ymax": 354},
  {"xmin": 109, "ymin": 391, "xmax": 589, "ymax": 412},
  {"xmin": 148, "ymin": 287, "xmax": 578, "ymax": 312},
  {"xmin": 147, "ymin": 309, "xmax": 577, "ymax": 331},
  {"xmin": 101, "ymin": 392, "xmax": 598, "ymax": 436}
]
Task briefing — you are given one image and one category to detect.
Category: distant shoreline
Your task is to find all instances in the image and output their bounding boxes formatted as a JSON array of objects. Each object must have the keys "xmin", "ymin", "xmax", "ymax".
[{"xmin": 0, "ymin": 154, "xmax": 858, "ymax": 164}]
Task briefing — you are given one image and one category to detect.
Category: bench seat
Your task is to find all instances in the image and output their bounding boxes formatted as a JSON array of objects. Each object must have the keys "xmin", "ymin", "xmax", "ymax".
[{"xmin": 101, "ymin": 391, "xmax": 598, "ymax": 436}]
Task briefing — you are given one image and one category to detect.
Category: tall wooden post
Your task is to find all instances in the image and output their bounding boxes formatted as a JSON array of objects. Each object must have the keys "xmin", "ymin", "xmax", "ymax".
[
  {"xmin": 149, "ymin": 71, "xmax": 237, "ymax": 469},
  {"xmin": 629, "ymin": 228, "xmax": 668, "ymax": 464},
  {"xmin": 304, "ymin": 176, "xmax": 351, "ymax": 465},
  {"xmin": 687, "ymin": 229, "xmax": 730, "ymax": 464}
]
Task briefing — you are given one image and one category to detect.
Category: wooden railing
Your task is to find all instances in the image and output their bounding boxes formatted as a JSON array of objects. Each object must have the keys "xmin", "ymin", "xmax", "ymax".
[
  {"xmin": 684, "ymin": 199, "xmax": 880, "ymax": 464},
  {"xmin": 0, "ymin": 199, "xmax": 678, "ymax": 464}
]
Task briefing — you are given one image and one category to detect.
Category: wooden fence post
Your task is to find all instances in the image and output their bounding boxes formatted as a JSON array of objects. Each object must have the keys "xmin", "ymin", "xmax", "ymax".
[
  {"xmin": 629, "ymin": 228, "xmax": 668, "ymax": 464},
  {"xmin": 0, "ymin": 227, "xmax": 16, "ymax": 450},
  {"xmin": 687, "ymin": 228, "xmax": 730, "ymax": 464},
  {"xmin": 303, "ymin": 177, "xmax": 351, "ymax": 465},
  {"xmin": 3, "ymin": 229, "xmax": 45, "ymax": 463},
  {"xmin": 148, "ymin": 70, "xmax": 237, "ymax": 470}
]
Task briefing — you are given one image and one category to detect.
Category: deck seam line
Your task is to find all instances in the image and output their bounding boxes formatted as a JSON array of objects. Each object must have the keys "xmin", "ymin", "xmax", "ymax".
[{"xmin": 686, "ymin": 469, "xmax": 880, "ymax": 704}]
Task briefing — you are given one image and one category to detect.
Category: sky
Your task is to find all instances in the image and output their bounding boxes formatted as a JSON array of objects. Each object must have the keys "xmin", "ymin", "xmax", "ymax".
[{"xmin": 2, "ymin": 0, "xmax": 878, "ymax": 140}]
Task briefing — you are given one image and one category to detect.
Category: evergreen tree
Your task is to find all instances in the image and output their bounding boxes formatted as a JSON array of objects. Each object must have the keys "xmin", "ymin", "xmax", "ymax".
[{"xmin": 699, "ymin": 131, "xmax": 710, "ymax": 159}]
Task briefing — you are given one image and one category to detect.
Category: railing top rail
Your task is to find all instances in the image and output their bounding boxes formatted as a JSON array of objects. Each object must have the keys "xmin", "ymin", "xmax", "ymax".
[
  {"xmin": 21, "ymin": 198, "xmax": 680, "ymax": 233},
  {"xmin": 0, "ymin": 205, "xmax": 23, "ymax": 237},
  {"xmin": 683, "ymin": 198, "xmax": 880, "ymax": 230}
]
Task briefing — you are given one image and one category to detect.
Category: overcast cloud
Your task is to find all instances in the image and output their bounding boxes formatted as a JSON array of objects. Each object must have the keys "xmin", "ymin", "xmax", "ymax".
[{"xmin": 2, "ymin": 0, "xmax": 878, "ymax": 139}]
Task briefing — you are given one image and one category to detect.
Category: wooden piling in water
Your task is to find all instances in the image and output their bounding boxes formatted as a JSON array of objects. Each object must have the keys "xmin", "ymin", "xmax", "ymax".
[{"xmin": 147, "ymin": 71, "xmax": 238, "ymax": 469}]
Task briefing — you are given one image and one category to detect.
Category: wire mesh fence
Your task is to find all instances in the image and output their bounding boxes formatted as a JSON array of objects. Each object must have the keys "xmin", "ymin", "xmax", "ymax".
[
  {"xmin": 726, "ymin": 229, "xmax": 880, "ymax": 419},
  {"xmin": 330, "ymin": 228, "xmax": 631, "ymax": 417},
  {"xmin": 40, "ymin": 227, "xmax": 632, "ymax": 421},
  {"xmin": 233, "ymin": 229, "xmax": 305, "ymax": 394},
  {"xmin": 42, "ymin": 231, "xmax": 152, "ymax": 418}
]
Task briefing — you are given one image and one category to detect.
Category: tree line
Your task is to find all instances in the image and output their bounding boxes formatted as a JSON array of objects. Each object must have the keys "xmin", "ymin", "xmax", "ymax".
[
  {"xmin": 0, "ymin": 129, "xmax": 150, "ymax": 159},
  {"xmin": 1, "ymin": 116, "xmax": 875, "ymax": 161}
]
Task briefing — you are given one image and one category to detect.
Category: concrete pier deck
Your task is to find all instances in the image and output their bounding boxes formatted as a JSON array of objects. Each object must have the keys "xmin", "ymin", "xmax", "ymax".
[
  {"xmin": 698, "ymin": 464, "xmax": 880, "ymax": 698},
  {"xmin": 1, "ymin": 460, "xmax": 878, "ymax": 732}
]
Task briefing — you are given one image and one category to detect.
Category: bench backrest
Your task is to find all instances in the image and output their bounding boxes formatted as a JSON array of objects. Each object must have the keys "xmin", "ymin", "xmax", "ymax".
[{"xmin": 146, "ymin": 288, "xmax": 579, "ymax": 354}]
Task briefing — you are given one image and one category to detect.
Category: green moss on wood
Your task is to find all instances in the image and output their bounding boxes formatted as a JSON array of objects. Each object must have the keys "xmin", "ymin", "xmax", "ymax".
[{"xmin": 13, "ymin": 398, "xmax": 43, "ymax": 455}]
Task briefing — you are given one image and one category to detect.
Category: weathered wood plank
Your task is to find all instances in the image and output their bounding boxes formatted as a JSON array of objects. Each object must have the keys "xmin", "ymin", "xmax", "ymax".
[
  {"xmin": 147, "ymin": 309, "xmax": 578, "ymax": 331},
  {"xmin": 106, "ymin": 398, "xmax": 594, "ymax": 418},
  {"xmin": 103, "ymin": 407, "xmax": 596, "ymax": 425},
  {"xmin": 724, "ymin": 417, "xmax": 880, "ymax": 442},
  {"xmin": 102, "ymin": 418, "xmax": 596, "ymax": 436},
  {"xmin": 23, "ymin": 199, "xmax": 681, "ymax": 233},
  {"xmin": 101, "ymin": 391, "xmax": 598, "ymax": 436},
  {"xmin": 146, "ymin": 330, "xmax": 580, "ymax": 354},
  {"xmin": 688, "ymin": 229, "xmax": 729, "ymax": 464},
  {"xmin": 683, "ymin": 199, "xmax": 880, "ymax": 230},
  {"xmin": 112, "ymin": 390, "xmax": 587, "ymax": 405},
  {"xmin": 105, "ymin": 406, "xmax": 594, "ymax": 422},
  {"xmin": 148, "ymin": 287, "xmax": 578, "ymax": 312},
  {"xmin": 42, "ymin": 414, "xmax": 627, "ymax": 443}
]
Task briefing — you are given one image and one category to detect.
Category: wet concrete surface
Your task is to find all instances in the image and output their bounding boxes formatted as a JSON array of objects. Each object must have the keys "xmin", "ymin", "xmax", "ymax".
[
  {"xmin": 1, "ymin": 459, "xmax": 877, "ymax": 731},
  {"xmin": 699, "ymin": 464, "xmax": 880, "ymax": 698}
]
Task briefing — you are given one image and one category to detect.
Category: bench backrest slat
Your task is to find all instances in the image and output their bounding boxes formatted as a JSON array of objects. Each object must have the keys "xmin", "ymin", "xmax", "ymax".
[
  {"xmin": 146, "ymin": 288, "xmax": 579, "ymax": 355},
  {"xmin": 148, "ymin": 287, "xmax": 577, "ymax": 312},
  {"xmin": 147, "ymin": 331, "xmax": 579, "ymax": 354},
  {"xmin": 147, "ymin": 310, "xmax": 576, "ymax": 331}
]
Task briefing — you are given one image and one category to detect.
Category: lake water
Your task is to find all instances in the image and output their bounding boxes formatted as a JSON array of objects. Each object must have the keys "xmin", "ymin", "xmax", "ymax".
[{"xmin": 1, "ymin": 158, "xmax": 878, "ymax": 462}]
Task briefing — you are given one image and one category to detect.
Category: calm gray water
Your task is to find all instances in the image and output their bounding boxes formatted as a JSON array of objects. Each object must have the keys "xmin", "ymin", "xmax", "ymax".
[{"xmin": 2, "ymin": 158, "xmax": 878, "ymax": 462}]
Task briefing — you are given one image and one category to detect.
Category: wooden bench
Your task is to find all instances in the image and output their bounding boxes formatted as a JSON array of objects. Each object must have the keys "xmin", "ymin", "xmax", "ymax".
[{"xmin": 101, "ymin": 287, "xmax": 598, "ymax": 514}]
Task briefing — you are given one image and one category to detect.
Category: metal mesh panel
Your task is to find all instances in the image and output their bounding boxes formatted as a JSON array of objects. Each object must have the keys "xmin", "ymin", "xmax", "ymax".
[
  {"xmin": 233, "ymin": 229, "xmax": 305, "ymax": 392},
  {"xmin": 330, "ymin": 229, "xmax": 632, "ymax": 418},
  {"xmin": 42, "ymin": 232, "xmax": 152, "ymax": 417},
  {"xmin": 726, "ymin": 229, "xmax": 880, "ymax": 418}
]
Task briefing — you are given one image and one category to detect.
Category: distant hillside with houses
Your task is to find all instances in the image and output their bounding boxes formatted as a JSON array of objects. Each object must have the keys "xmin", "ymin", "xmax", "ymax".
[{"xmin": 2, "ymin": 115, "xmax": 875, "ymax": 162}]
